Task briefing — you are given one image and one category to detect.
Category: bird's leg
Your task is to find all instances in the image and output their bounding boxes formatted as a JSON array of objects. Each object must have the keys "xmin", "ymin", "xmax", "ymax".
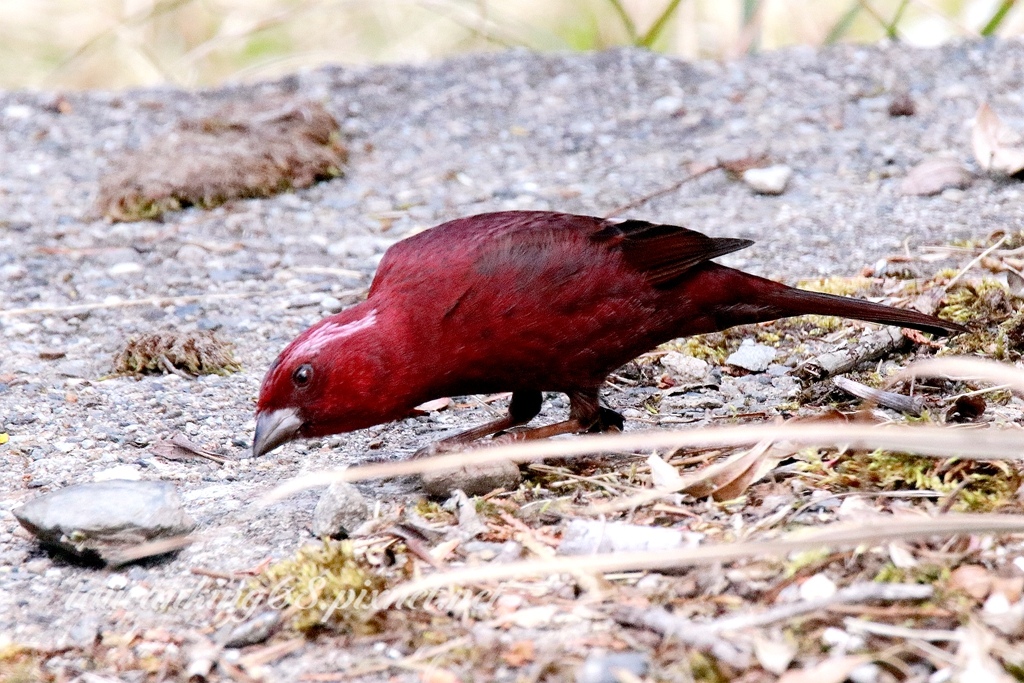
[
  {"xmin": 413, "ymin": 390, "xmax": 543, "ymax": 458},
  {"xmin": 496, "ymin": 388, "xmax": 624, "ymax": 442}
]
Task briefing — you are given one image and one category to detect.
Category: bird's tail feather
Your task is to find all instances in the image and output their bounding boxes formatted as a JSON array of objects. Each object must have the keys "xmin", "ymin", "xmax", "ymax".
[{"xmin": 769, "ymin": 286, "xmax": 967, "ymax": 337}]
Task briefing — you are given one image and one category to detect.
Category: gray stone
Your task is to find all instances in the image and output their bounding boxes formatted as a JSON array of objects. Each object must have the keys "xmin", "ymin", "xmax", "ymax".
[
  {"xmin": 726, "ymin": 339, "xmax": 777, "ymax": 372},
  {"xmin": 13, "ymin": 480, "xmax": 196, "ymax": 565},
  {"xmin": 660, "ymin": 351, "xmax": 711, "ymax": 384},
  {"xmin": 420, "ymin": 459, "xmax": 521, "ymax": 498},
  {"xmin": 55, "ymin": 359, "xmax": 92, "ymax": 378},
  {"xmin": 311, "ymin": 481, "xmax": 370, "ymax": 538},
  {"xmin": 319, "ymin": 295, "xmax": 344, "ymax": 313},
  {"xmin": 220, "ymin": 610, "xmax": 282, "ymax": 648}
]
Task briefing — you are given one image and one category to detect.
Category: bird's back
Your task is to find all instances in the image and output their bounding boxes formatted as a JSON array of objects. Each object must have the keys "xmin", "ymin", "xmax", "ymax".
[{"xmin": 368, "ymin": 211, "xmax": 744, "ymax": 394}]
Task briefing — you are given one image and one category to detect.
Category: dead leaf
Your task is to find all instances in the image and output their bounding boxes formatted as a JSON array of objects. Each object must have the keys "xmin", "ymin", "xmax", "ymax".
[
  {"xmin": 888, "ymin": 92, "xmax": 915, "ymax": 117},
  {"xmin": 501, "ymin": 640, "xmax": 536, "ymax": 667},
  {"xmin": 754, "ymin": 636, "xmax": 797, "ymax": 675},
  {"xmin": 707, "ymin": 438, "xmax": 788, "ymax": 502},
  {"xmin": 647, "ymin": 453, "xmax": 684, "ymax": 489},
  {"xmin": 413, "ymin": 397, "xmax": 452, "ymax": 414},
  {"xmin": 945, "ymin": 395, "xmax": 987, "ymax": 424},
  {"xmin": 972, "ymin": 103, "xmax": 1024, "ymax": 176},
  {"xmin": 900, "ymin": 157, "xmax": 973, "ymax": 196},
  {"xmin": 150, "ymin": 433, "xmax": 229, "ymax": 464},
  {"xmin": 991, "ymin": 576, "xmax": 1024, "ymax": 604},
  {"xmin": 949, "ymin": 565, "xmax": 993, "ymax": 601}
]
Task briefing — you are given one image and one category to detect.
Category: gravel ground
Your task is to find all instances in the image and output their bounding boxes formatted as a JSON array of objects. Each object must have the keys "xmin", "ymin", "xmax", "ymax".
[{"xmin": 2, "ymin": 40, "xmax": 1024, "ymax": 680}]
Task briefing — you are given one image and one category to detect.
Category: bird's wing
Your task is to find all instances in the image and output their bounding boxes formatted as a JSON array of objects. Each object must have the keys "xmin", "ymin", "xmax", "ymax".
[
  {"xmin": 370, "ymin": 212, "xmax": 754, "ymax": 297},
  {"xmin": 590, "ymin": 219, "xmax": 754, "ymax": 287}
]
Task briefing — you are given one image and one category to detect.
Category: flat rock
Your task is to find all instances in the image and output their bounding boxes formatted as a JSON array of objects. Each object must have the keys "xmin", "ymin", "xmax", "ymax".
[{"xmin": 13, "ymin": 480, "xmax": 196, "ymax": 565}]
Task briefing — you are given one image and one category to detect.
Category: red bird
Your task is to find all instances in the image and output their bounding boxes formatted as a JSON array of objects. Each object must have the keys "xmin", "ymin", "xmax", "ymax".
[{"xmin": 253, "ymin": 211, "xmax": 965, "ymax": 457}]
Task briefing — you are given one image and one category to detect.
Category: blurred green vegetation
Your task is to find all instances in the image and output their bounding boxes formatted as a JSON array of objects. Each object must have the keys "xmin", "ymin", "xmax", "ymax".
[{"xmin": 0, "ymin": 0, "xmax": 1021, "ymax": 89}]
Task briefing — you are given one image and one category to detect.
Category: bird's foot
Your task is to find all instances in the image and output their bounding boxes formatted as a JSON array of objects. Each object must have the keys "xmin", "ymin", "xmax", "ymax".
[{"xmin": 590, "ymin": 407, "xmax": 625, "ymax": 433}]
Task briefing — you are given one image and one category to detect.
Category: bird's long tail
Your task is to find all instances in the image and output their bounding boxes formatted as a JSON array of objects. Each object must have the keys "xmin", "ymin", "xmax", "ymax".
[
  {"xmin": 706, "ymin": 265, "xmax": 968, "ymax": 337},
  {"xmin": 768, "ymin": 285, "xmax": 966, "ymax": 336}
]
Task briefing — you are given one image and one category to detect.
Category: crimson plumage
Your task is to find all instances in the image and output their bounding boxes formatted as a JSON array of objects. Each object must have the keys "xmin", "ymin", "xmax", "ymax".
[{"xmin": 253, "ymin": 210, "xmax": 965, "ymax": 456}]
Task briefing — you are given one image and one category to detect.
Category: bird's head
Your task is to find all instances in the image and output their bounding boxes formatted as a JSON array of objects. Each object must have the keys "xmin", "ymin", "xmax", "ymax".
[{"xmin": 252, "ymin": 306, "xmax": 386, "ymax": 457}]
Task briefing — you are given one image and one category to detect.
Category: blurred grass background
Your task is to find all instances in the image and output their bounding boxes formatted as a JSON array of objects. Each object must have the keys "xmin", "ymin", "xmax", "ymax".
[{"xmin": 1, "ymin": 0, "xmax": 1021, "ymax": 90}]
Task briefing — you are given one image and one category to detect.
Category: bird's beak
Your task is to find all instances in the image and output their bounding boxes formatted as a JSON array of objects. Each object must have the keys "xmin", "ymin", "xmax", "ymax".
[{"xmin": 252, "ymin": 408, "xmax": 303, "ymax": 457}]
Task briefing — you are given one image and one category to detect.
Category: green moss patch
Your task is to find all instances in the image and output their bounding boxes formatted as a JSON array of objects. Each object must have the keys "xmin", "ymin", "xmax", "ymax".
[{"xmin": 242, "ymin": 539, "xmax": 390, "ymax": 633}]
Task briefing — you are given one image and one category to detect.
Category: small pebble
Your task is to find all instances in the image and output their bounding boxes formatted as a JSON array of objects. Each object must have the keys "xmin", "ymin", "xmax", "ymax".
[
  {"xmin": 798, "ymin": 573, "xmax": 837, "ymax": 601},
  {"xmin": 106, "ymin": 574, "xmax": 129, "ymax": 590},
  {"xmin": 312, "ymin": 481, "xmax": 370, "ymax": 538},
  {"xmin": 742, "ymin": 165, "xmax": 792, "ymax": 195},
  {"xmin": 108, "ymin": 262, "xmax": 143, "ymax": 276}
]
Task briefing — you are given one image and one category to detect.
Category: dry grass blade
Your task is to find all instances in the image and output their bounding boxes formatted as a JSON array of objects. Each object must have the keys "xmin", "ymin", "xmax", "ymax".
[
  {"xmin": 889, "ymin": 356, "xmax": 1024, "ymax": 396},
  {"xmin": 377, "ymin": 514, "xmax": 1024, "ymax": 607},
  {"xmin": 264, "ymin": 421, "xmax": 1024, "ymax": 502},
  {"xmin": 604, "ymin": 437, "xmax": 789, "ymax": 513}
]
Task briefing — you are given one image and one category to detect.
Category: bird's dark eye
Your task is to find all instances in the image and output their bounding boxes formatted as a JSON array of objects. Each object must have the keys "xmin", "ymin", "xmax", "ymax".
[{"xmin": 292, "ymin": 364, "xmax": 313, "ymax": 386}]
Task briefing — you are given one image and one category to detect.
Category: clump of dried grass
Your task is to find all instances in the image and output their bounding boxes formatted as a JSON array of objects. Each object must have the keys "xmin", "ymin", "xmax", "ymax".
[
  {"xmin": 112, "ymin": 330, "xmax": 241, "ymax": 377},
  {"xmin": 95, "ymin": 98, "xmax": 347, "ymax": 222}
]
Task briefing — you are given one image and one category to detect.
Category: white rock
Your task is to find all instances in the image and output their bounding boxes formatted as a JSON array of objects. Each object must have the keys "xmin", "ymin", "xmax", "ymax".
[
  {"xmin": 128, "ymin": 585, "xmax": 150, "ymax": 600},
  {"xmin": 798, "ymin": 572, "xmax": 837, "ymax": 601},
  {"xmin": 3, "ymin": 104, "xmax": 32, "ymax": 119},
  {"xmin": 108, "ymin": 262, "xmax": 143, "ymax": 276},
  {"xmin": 822, "ymin": 626, "xmax": 866, "ymax": 652},
  {"xmin": 106, "ymin": 574, "xmax": 129, "ymax": 590},
  {"xmin": 653, "ymin": 95, "xmax": 684, "ymax": 114},
  {"xmin": 743, "ymin": 165, "xmax": 793, "ymax": 195},
  {"xmin": 726, "ymin": 339, "xmax": 777, "ymax": 372},
  {"xmin": 849, "ymin": 662, "xmax": 881, "ymax": 683},
  {"xmin": 661, "ymin": 351, "xmax": 711, "ymax": 383}
]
